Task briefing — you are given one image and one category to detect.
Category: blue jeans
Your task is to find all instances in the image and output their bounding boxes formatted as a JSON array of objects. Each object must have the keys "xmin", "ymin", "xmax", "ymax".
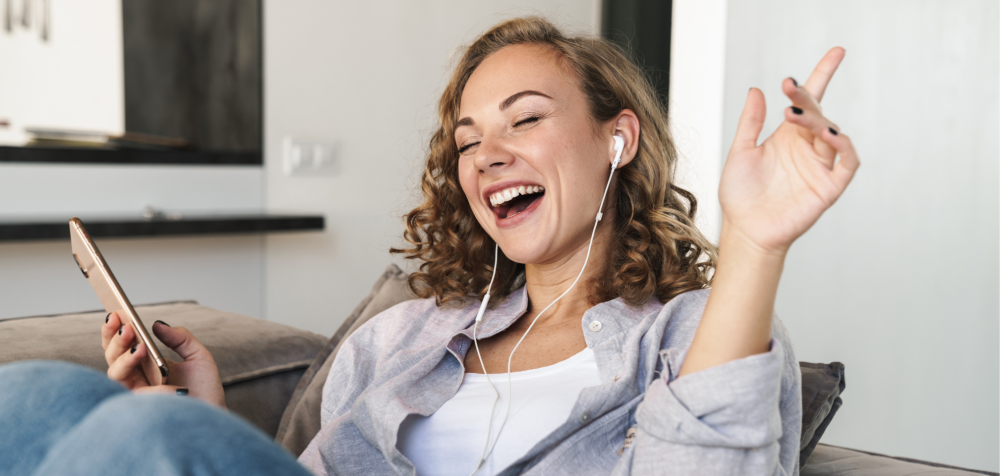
[{"xmin": 0, "ymin": 360, "xmax": 314, "ymax": 476}]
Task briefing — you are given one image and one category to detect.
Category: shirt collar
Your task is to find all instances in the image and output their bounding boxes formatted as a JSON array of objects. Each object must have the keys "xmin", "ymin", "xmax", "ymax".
[{"xmin": 464, "ymin": 285, "xmax": 530, "ymax": 339}]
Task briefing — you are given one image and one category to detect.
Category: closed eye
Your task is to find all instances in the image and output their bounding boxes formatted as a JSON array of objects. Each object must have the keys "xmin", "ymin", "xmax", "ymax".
[
  {"xmin": 457, "ymin": 142, "xmax": 480, "ymax": 154},
  {"xmin": 513, "ymin": 116, "xmax": 540, "ymax": 127},
  {"xmin": 457, "ymin": 115, "xmax": 542, "ymax": 154}
]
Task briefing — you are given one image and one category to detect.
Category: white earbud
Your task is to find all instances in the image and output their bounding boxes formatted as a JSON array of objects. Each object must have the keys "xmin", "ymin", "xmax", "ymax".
[
  {"xmin": 597, "ymin": 135, "xmax": 624, "ymax": 223},
  {"xmin": 611, "ymin": 135, "xmax": 624, "ymax": 170}
]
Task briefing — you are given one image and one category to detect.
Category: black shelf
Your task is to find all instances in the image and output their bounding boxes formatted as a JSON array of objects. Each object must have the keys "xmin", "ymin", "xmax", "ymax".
[
  {"xmin": 0, "ymin": 213, "xmax": 324, "ymax": 241},
  {"xmin": 0, "ymin": 146, "xmax": 261, "ymax": 165}
]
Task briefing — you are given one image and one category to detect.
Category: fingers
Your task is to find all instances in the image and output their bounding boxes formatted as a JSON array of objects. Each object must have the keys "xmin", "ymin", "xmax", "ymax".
[
  {"xmin": 824, "ymin": 129, "xmax": 861, "ymax": 189},
  {"xmin": 152, "ymin": 321, "xmax": 212, "ymax": 363},
  {"xmin": 107, "ymin": 340, "xmax": 147, "ymax": 386},
  {"xmin": 103, "ymin": 312, "xmax": 134, "ymax": 367},
  {"xmin": 101, "ymin": 311, "xmax": 120, "ymax": 350},
  {"xmin": 785, "ymin": 103, "xmax": 861, "ymax": 191},
  {"xmin": 132, "ymin": 385, "xmax": 190, "ymax": 397},
  {"xmin": 782, "ymin": 78, "xmax": 822, "ymax": 114},
  {"xmin": 803, "ymin": 47, "xmax": 845, "ymax": 103},
  {"xmin": 784, "ymin": 104, "xmax": 839, "ymax": 134},
  {"xmin": 731, "ymin": 87, "xmax": 767, "ymax": 153}
]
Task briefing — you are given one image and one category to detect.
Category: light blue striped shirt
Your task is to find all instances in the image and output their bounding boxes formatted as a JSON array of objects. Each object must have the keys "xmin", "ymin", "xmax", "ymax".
[{"xmin": 299, "ymin": 287, "xmax": 801, "ymax": 475}]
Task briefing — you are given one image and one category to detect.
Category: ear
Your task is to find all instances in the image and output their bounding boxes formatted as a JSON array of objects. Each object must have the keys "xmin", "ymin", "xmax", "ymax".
[{"xmin": 609, "ymin": 109, "xmax": 640, "ymax": 168}]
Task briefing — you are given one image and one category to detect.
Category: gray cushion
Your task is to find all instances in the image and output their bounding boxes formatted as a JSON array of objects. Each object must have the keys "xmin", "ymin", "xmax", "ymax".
[
  {"xmin": 275, "ymin": 264, "xmax": 414, "ymax": 456},
  {"xmin": 803, "ymin": 444, "xmax": 997, "ymax": 475},
  {"xmin": 0, "ymin": 301, "xmax": 327, "ymax": 437},
  {"xmin": 800, "ymin": 361, "xmax": 847, "ymax": 467}
]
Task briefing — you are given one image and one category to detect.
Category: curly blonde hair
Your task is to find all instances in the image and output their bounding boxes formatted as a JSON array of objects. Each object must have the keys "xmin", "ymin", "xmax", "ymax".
[{"xmin": 391, "ymin": 17, "xmax": 716, "ymax": 308}]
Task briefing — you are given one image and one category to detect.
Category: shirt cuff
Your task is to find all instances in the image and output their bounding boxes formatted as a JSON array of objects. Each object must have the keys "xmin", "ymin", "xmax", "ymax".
[{"xmin": 635, "ymin": 339, "xmax": 785, "ymax": 448}]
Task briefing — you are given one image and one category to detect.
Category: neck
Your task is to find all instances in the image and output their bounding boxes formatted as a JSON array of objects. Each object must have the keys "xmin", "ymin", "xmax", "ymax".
[{"xmin": 521, "ymin": 221, "xmax": 611, "ymax": 327}]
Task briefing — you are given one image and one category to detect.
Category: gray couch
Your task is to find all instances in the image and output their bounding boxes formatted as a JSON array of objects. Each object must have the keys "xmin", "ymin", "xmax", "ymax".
[{"xmin": 1, "ymin": 265, "xmax": 993, "ymax": 475}]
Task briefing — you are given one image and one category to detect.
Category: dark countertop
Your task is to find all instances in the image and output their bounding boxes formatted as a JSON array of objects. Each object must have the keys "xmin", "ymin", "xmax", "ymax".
[
  {"xmin": 0, "ymin": 212, "xmax": 324, "ymax": 241},
  {"xmin": 0, "ymin": 146, "xmax": 261, "ymax": 165}
]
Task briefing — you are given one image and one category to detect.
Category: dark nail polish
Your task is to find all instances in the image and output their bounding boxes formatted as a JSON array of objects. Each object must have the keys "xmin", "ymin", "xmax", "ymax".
[
  {"xmin": 828, "ymin": 127, "xmax": 839, "ymax": 135},
  {"xmin": 154, "ymin": 320, "xmax": 171, "ymax": 328},
  {"xmin": 130, "ymin": 344, "xmax": 136, "ymax": 354},
  {"xmin": 105, "ymin": 313, "xmax": 110, "ymax": 324},
  {"xmin": 118, "ymin": 325, "xmax": 122, "ymax": 336},
  {"xmin": 791, "ymin": 106, "xmax": 803, "ymax": 115},
  {"xmin": 176, "ymin": 388, "xmax": 189, "ymax": 396},
  {"xmin": 790, "ymin": 77, "xmax": 798, "ymax": 87}
]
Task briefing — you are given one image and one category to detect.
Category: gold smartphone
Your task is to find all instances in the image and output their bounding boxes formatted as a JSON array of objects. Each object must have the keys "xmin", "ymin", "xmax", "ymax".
[{"xmin": 69, "ymin": 217, "xmax": 169, "ymax": 385}]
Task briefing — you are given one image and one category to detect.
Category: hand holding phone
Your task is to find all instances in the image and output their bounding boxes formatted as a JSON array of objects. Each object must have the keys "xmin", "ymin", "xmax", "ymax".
[
  {"xmin": 72, "ymin": 218, "xmax": 226, "ymax": 407},
  {"xmin": 100, "ymin": 312, "xmax": 226, "ymax": 407},
  {"xmin": 70, "ymin": 217, "xmax": 168, "ymax": 385}
]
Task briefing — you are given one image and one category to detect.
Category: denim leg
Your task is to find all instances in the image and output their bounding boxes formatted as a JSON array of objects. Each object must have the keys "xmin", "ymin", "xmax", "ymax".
[
  {"xmin": 0, "ymin": 360, "xmax": 128, "ymax": 476},
  {"xmin": 32, "ymin": 392, "xmax": 314, "ymax": 476}
]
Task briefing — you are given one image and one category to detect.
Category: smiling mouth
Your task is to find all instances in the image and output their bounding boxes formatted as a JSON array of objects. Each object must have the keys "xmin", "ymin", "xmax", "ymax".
[{"xmin": 490, "ymin": 185, "xmax": 545, "ymax": 219}]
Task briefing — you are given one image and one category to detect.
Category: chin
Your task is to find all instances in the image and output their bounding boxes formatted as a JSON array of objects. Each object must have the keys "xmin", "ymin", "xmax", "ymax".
[{"xmin": 494, "ymin": 238, "xmax": 550, "ymax": 265}]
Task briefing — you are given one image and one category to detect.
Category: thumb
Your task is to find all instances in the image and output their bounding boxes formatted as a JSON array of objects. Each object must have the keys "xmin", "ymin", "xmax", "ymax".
[
  {"xmin": 133, "ymin": 385, "xmax": 190, "ymax": 397},
  {"xmin": 151, "ymin": 321, "xmax": 212, "ymax": 362},
  {"xmin": 731, "ymin": 87, "xmax": 766, "ymax": 153}
]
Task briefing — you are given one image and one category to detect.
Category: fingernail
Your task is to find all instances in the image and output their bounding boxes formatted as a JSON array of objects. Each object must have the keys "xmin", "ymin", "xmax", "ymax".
[
  {"xmin": 130, "ymin": 344, "xmax": 136, "ymax": 354},
  {"xmin": 790, "ymin": 77, "xmax": 798, "ymax": 87},
  {"xmin": 828, "ymin": 127, "xmax": 839, "ymax": 135},
  {"xmin": 105, "ymin": 313, "xmax": 110, "ymax": 324},
  {"xmin": 154, "ymin": 320, "xmax": 171, "ymax": 328},
  {"xmin": 118, "ymin": 325, "xmax": 123, "ymax": 336},
  {"xmin": 791, "ymin": 106, "xmax": 803, "ymax": 115},
  {"xmin": 176, "ymin": 388, "xmax": 189, "ymax": 396}
]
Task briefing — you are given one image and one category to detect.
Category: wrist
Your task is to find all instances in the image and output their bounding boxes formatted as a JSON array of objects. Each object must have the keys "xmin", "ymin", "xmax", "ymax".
[{"xmin": 718, "ymin": 220, "xmax": 789, "ymax": 265}]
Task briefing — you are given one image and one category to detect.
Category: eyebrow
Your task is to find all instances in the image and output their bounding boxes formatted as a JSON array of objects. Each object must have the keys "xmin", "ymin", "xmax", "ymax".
[
  {"xmin": 499, "ymin": 90, "xmax": 551, "ymax": 111},
  {"xmin": 455, "ymin": 90, "xmax": 553, "ymax": 128}
]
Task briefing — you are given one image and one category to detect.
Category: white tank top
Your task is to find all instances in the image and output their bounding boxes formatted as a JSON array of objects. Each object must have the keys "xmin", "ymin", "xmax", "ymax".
[{"xmin": 397, "ymin": 347, "xmax": 602, "ymax": 476}]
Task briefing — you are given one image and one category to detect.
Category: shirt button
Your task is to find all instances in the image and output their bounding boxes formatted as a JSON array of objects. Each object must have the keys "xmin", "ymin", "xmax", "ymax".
[
  {"xmin": 589, "ymin": 320, "xmax": 602, "ymax": 332},
  {"xmin": 580, "ymin": 411, "xmax": 591, "ymax": 423}
]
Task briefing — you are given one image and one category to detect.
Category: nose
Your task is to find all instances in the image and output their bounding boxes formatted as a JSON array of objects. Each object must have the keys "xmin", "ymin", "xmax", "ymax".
[{"xmin": 473, "ymin": 137, "xmax": 514, "ymax": 174}]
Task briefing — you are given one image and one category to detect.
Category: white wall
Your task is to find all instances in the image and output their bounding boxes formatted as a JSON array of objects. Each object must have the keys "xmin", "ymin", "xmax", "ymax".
[
  {"xmin": 0, "ymin": 234, "xmax": 264, "ymax": 320},
  {"xmin": 0, "ymin": 164, "xmax": 266, "ymax": 320},
  {"xmin": 262, "ymin": 0, "xmax": 601, "ymax": 337},
  {"xmin": 668, "ymin": 0, "xmax": 727, "ymax": 241},
  {"xmin": 721, "ymin": 0, "xmax": 999, "ymax": 471}
]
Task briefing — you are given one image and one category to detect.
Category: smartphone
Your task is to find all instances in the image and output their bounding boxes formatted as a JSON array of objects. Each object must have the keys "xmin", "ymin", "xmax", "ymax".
[{"xmin": 69, "ymin": 217, "xmax": 169, "ymax": 385}]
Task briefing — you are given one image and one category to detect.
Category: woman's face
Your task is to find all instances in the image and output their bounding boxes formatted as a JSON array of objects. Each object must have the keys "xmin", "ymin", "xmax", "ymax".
[{"xmin": 456, "ymin": 44, "xmax": 618, "ymax": 266}]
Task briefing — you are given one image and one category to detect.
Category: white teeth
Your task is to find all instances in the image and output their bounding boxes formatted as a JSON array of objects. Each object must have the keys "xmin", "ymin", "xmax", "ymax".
[{"xmin": 488, "ymin": 185, "xmax": 545, "ymax": 207}]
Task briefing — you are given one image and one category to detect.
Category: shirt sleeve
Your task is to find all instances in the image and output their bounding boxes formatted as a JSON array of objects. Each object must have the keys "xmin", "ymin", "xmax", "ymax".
[{"xmin": 630, "ymin": 339, "xmax": 792, "ymax": 476}]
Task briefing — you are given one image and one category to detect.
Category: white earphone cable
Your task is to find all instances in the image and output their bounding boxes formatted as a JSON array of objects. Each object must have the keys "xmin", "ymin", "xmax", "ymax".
[{"xmin": 469, "ymin": 244, "xmax": 499, "ymax": 476}]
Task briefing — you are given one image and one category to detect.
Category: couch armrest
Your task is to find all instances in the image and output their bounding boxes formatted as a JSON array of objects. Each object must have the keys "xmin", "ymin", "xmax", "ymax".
[
  {"xmin": 803, "ymin": 444, "xmax": 997, "ymax": 475},
  {"xmin": 0, "ymin": 301, "xmax": 327, "ymax": 437}
]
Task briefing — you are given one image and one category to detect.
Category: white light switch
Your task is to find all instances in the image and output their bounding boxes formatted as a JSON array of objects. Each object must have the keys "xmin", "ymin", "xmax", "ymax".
[{"xmin": 283, "ymin": 137, "xmax": 338, "ymax": 176}]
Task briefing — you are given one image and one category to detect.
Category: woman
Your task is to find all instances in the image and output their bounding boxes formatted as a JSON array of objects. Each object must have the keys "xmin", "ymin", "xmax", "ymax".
[{"xmin": 0, "ymin": 17, "xmax": 857, "ymax": 476}]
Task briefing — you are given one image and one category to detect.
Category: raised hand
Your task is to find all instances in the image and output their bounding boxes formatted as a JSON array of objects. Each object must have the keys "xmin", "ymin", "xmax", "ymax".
[
  {"xmin": 102, "ymin": 312, "xmax": 226, "ymax": 409},
  {"xmin": 680, "ymin": 48, "xmax": 860, "ymax": 378},
  {"xmin": 719, "ymin": 47, "xmax": 860, "ymax": 255}
]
